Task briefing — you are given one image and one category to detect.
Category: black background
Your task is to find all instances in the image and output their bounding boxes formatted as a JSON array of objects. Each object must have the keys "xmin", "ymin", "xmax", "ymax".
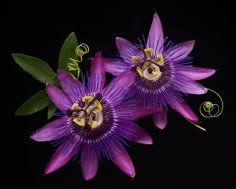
[{"xmin": 6, "ymin": 1, "xmax": 235, "ymax": 188}]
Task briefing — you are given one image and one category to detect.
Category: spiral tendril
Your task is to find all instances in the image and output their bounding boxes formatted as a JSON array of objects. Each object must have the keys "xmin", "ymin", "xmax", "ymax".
[
  {"xmin": 68, "ymin": 43, "xmax": 89, "ymax": 79},
  {"xmin": 199, "ymin": 88, "xmax": 224, "ymax": 118},
  {"xmin": 185, "ymin": 88, "xmax": 223, "ymax": 132}
]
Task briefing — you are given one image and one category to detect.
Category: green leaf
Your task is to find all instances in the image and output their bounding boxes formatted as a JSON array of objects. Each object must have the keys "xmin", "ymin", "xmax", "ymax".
[
  {"xmin": 47, "ymin": 102, "xmax": 57, "ymax": 119},
  {"xmin": 59, "ymin": 32, "xmax": 78, "ymax": 70},
  {"xmin": 12, "ymin": 53, "xmax": 59, "ymax": 86},
  {"xmin": 15, "ymin": 90, "xmax": 50, "ymax": 116}
]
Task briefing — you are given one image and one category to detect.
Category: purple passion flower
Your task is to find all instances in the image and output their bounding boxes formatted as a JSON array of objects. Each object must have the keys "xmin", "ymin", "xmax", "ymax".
[
  {"xmin": 30, "ymin": 53, "xmax": 159, "ymax": 181},
  {"xmin": 104, "ymin": 13, "xmax": 215, "ymax": 129}
]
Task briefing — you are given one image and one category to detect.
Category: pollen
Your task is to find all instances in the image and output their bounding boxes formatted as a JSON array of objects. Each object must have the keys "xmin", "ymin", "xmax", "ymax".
[
  {"xmin": 144, "ymin": 48, "xmax": 154, "ymax": 55},
  {"xmin": 136, "ymin": 66, "xmax": 144, "ymax": 77},
  {"xmin": 95, "ymin": 100, "xmax": 103, "ymax": 112},
  {"xmin": 73, "ymin": 118, "xmax": 85, "ymax": 126},
  {"xmin": 71, "ymin": 103, "xmax": 79, "ymax": 110},
  {"xmin": 156, "ymin": 54, "xmax": 164, "ymax": 65},
  {"xmin": 131, "ymin": 56, "xmax": 142, "ymax": 63},
  {"xmin": 82, "ymin": 96, "xmax": 94, "ymax": 103}
]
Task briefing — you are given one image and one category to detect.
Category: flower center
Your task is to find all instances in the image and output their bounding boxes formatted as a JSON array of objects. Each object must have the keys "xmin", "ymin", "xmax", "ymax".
[
  {"xmin": 67, "ymin": 94, "xmax": 103, "ymax": 129},
  {"xmin": 131, "ymin": 45, "xmax": 164, "ymax": 81}
]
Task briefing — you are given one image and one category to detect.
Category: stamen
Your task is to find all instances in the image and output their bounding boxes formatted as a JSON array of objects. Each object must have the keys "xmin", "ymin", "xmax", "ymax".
[
  {"xmin": 73, "ymin": 118, "xmax": 85, "ymax": 126},
  {"xmin": 82, "ymin": 96, "xmax": 94, "ymax": 103},
  {"xmin": 131, "ymin": 56, "xmax": 142, "ymax": 63},
  {"xmin": 90, "ymin": 121, "xmax": 98, "ymax": 128},
  {"xmin": 144, "ymin": 48, "xmax": 154, "ymax": 59},
  {"xmin": 95, "ymin": 100, "xmax": 103, "ymax": 112},
  {"xmin": 71, "ymin": 103, "xmax": 79, "ymax": 110},
  {"xmin": 156, "ymin": 54, "xmax": 164, "ymax": 65},
  {"xmin": 136, "ymin": 67, "xmax": 144, "ymax": 77}
]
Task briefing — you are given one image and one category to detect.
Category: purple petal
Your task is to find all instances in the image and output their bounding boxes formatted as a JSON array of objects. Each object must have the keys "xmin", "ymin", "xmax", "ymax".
[
  {"xmin": 180, "ymin": 80, "xmax": 208, "ymax": 95},
  {"xmin": 80, "ymin": 145, "xmax": 99, "ymax": 181},
  {"xmin": 165, "ymin": 40, "xmax": 195, "ymax": 62},
  {"xmin": 147, "ymin": 12, "xmax": 164, "ymax": 54},
  {"xmin": 110, "ymin": 143, "xmax": 135, "ymax": 177},
  {"xmin": 152, "ymin": 111, "xmax": 167, "ymax": 130},
  {"xmin": 46, "ymin": 84, "xmax": 72, "ymax": 113},
  {"xmin": 171, "ymin": 101, "xmax": 199, "ymax": 122},
  {"xmin": 104, "ymin": 58, "xmax": 130, "ymax": 76},
  {"xmin": 57, "ymin": 69, "xmax": 85, "ymax": 102},
  {"xmin": 103, "ymin": 70, "xmax": 136, "ymax": 105},
  {"xmin": 116, "ymin": 37, "xmax": 139, "ymax": 63},
  {"xmin": 178, "ymin": 67, "xmax": 216, "ymax": 80},
  {"xmin": 117, "ymin": 120, "xmax": 153, "ymax": 145},
  {"xmin": 116, "ymin": 102, "xmax": 161, "ymax": 120},
  {"xmin": 30, "ymin": 116, "xmax": 68, "ymax": 142},
  {"xmin": 87, "ymin": 52, "xmax": 106, "ymax": 93},
  {"xmin": 45, "ymin": 137, "xmax": 80, "ymax": 174}
]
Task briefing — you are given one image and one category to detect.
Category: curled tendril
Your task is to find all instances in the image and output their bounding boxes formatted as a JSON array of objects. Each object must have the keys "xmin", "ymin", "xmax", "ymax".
[
  {"xmin": 199, "ymin": 88, "xmax": 224, "ymax": 118},
  {"xmin": 184, "ymin": 88, "xmax": 223, "ymax": 132},
  {"xmin": 68, "ymin": 43, "xmax": 90, "ymax": 79}
]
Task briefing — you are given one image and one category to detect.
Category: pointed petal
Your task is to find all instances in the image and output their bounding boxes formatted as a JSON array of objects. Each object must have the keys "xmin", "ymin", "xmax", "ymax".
[
  {"xmin": 116, "ymin": 102, "xmax": 161, "ymax": 120},
  {"xmin": 180, "ymin": 80, "xmax": 208, "ymax": 95},
  {"xmin": 171, "ymin": 101, "xmax": 199, "ymax": 122},
  {"xmin": 165, "ymin": 40, "xmax": 195, "ymax": 62},
  {"xmin": 104, "ymin": 58, "xmax": 130, "ymax": 76},
  {"xmin": 116, "ymin": 37, "xmax": 139, "ymax": 63},
  {"xmin": 87, "ymin": 52, "xmax": 106, "ymax": 93},
  {"xmin": 30, "ymin": 116, "xmax": 68, "ymax": 142},
  {"xmin": 103, "ymin": 70, "xmax": 136, "ymax": 105},
  {"xmin": 147, "ymin": 12, "xmax": 164, "ymax": 54},
  {"xmin": 46, "ymin": 84, "xmax": 72, "ymax": 113},
  {"xmin": 45, "ymin": 137, "xmax": 80, "ymax": 174},
  {"xmin": 57, "ymin": 69, "xmax": 85, "ymax": 102},
  {"xmin": 152, "ymin": 111, "xmax": 167, "ymax": 130},
  {"xmin": 117, "ymin": 120, "xmax": 153, "ymax": 144},
  {"xmin": 109, "ymin": 143, "xmax": 135, "ymax": 177},
  {"xmin": 80, "ymin": 145, "xmax": 99, "ymax": 181},
  {"xmin": 178, "ymin": 67, "xmax": 216, "ymax": 80}
]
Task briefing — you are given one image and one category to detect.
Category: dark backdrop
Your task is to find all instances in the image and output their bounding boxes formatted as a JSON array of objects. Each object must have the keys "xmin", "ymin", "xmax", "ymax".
[{"xmin": 6, "ymin": 1, "xmax": 235, "ymax": 188}]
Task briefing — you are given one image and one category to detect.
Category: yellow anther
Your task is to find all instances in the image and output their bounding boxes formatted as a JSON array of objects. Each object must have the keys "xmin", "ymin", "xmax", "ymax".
[
  {"xmin": 144, "ymin": 48, "xmax": 154, "ymax": 54},
  {"xmin": 95, "ymin": 100, "xmax": 103, "ymax": 112},
  {"xmin": 90, "ymin": 121, "xmax": 98, "ymax": 128},
  {"xmin": 82, "ymin": 96, "xmax": 94, "ymax": 103},
  {"xmin": 71, "ymin": 103, "xmax": 79, "ymax": 110},
  {"xmin": 131, "ymin": 56, "xmax": 142, "ymax": 63},
  {"xmin": 136, "ymin": 67, "xmax": 144, "ymax": 77},
  {"xmin": 73, "ymin": 118, "xmax": 85, "ymax": 126},
  {"xmin": 156, "ymin": 54, "xmax": 164, "ymax": 65},
  {"xmin": 152, "ymin": 70, "xmax": 159, "ymax": 76}
]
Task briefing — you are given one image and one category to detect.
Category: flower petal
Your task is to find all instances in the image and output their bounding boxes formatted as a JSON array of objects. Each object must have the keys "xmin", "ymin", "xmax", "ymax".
[
  {"xmin": 46, "ymin": 84, "xmax": 72, "ymax": 113},
  {"xmin": 171, "ymin": 101, "xmax": 199, "ymax": 122},
  {"xmin": 87, "ymin": 52, "xmax": 106, "ymax": 93},
  {"xmin": 103, "ymin": 70, "xmax": 136, "ymax": 105},
  {"xmin": 104, "ymin": 58, "xmax": 130, "ymax": 76},
  {"xmin": 57, "ymin": 69, "xmax": 85, "ymax": 102},
  {"xmin": 30, "ymin": 116, "xmax": 68, "ymax": 142},
  {"xmin": 80, "ymin": 145, "xmax": 99, "ymax": 181},
  {"xmin": 165, "ymin": 40, "xmax": 195, "ymax": 62},
  {"xmin": 147, "ymin": 12, "xmax": 164, "ymax": 54},
  {"xmin": 117, "ymin": 120, "xmax": 153, "ymax": 145},
  {"xmin": 178, "ymin": 67, "xmax": 216, "ymax": 80},
  {"xmin": 45, "ymin": 137, "xmax": 80, "ymax": 174},
  {"xmin": 116, "ymin": 102, "xmax": 161, "ymax": 120},
  {"xmin": 152, "ymin": 111, "xmax": 167, "ymax": 130},
  {"xmin": 180, "ymin": 80, "xmax": 208, "ymax": 95},
  {"xmin": 116, "ymin": 37, "xmax": 139, "ymax": 63},
  {"xmin": 109, "ymin": 143, "xmax": 135, "ymax": 177}
]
